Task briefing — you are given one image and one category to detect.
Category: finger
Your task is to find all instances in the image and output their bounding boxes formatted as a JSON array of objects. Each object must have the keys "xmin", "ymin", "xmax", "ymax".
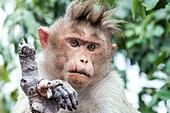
[
  {"xmin": 57, "ymin": 86, "xmax": 73, "ymax": 111},
  {"xmin": 63, "ymin": 82, "xmax": 78, "ymax": 99},
  {"xmin": 69, "ymin": 92, "xmax": 77, "ymax": 110},
  {"xmin": 52, "ymin": 88, "xmax": 65, "ymax": 109},
  {"xmin": 63, "ymin": 83, "xmax": 78, "ymax": 104},
  {"xmin": 61, "ymin": 99, "xmax": 66, "ymax": 109},
  {"xmin": 62, "ymin": 85, "xmax": 77, "ymax": 110},
  {"xmin": 48, "ymin": 80, "xmax": 63, "ymax": 88}
]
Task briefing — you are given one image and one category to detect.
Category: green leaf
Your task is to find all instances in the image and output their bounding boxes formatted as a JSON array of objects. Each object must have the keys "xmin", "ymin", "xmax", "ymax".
[
  {"xmin": 166, "ymin": 2, "xmax": 170, "ymax": 7},
  {"xmin": 148, "ymin": 93, "xmax": 159, "ymax": 108},
  {"xmin": 155, "ymin": 52, "xmax": 166, "ymax": 67},
  {"xmin": 132, "ymin": 0, "xmax": 138, "ymax": 20},
  {"xmin": 157, "ymin": 89, "xmax": 170, "ymax": 100},
  {"xmin": 107, "ymin": 0, "xmax": 116, "ymax": 6},
  {"xmin": 161, "ymin": 38, "xmax": 170, "ymax": 53},
  {"xmin": 142, "ymin": 0, "xmax": 160, "ymax": 11},
  {"xmin": 141, "ymin": 14, "xmax": 152, "ymax": 30},
  {"xmin": 138, "ymin": 1, "xmax": 146, "ymax": 18},
  {"xmin": 10, "ymin": 89, "xmax": 18, "ymax": 101},
  {"xmin": 126, "ymin": 37, "xmax": 143, "ymax": 49},
  {"xmin": 154, "ymin": 25, "xmax": 164, "ymax": 37},
  {"xmin": 165, "ymin": 59, "xmax": 170, "ymax": 74},
  {"xmin": 0, "ymin": 66, "xmax": 10, "ymax": 82},
  {"xmin": 148, "ymin": 88, "xmax": 170, "ymax": 108}
]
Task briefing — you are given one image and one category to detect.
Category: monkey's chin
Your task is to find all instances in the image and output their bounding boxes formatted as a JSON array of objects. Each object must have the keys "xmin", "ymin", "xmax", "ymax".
[{"xmin": 65, "ymin": 73, "xmax": 91, "ymax": 90}]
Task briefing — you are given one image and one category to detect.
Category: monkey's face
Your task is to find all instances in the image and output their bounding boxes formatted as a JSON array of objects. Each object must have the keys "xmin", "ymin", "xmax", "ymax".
[
  {"xmin": 63, "ymin": 37, "xmax": 96, "ymax": 89},
  {"xmin": 38, "ymin": 23, "xmax": 115, "ymax": 90},
  {"xmin": 60, "ymin": 32, "xmax": 111, "ymax": 89}
]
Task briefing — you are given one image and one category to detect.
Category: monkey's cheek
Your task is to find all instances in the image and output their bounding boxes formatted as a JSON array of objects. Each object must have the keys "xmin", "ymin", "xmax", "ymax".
[{"xmin": 65, "ymin": 73, "xmax": 91, "ymax": 89}]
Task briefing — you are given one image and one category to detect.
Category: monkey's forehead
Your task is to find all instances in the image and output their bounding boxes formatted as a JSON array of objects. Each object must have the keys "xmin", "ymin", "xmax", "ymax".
[{"xmin": 50, "ymin": 19, "xmax": 108, "ymax": 42}]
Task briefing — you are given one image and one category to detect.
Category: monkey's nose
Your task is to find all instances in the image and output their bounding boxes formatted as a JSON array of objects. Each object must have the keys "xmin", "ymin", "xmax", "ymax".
[{"xmin": 80, "ymin": 59, "xmax": 88, "ymax": 64}]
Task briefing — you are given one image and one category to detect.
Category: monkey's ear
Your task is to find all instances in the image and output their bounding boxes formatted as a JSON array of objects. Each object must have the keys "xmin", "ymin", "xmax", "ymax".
[
  {"xmin": 111, "ymin": 44, "xmax": 116, "ymax": 51},
  {"xmin": 38, "ymin": 27, "xmax": 49, "ymax": 48}
]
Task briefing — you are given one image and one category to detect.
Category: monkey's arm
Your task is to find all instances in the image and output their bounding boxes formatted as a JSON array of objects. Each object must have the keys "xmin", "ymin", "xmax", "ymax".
[{"xmin": 18, "ymin": 40, "xmax": 77, "ymax": 113}]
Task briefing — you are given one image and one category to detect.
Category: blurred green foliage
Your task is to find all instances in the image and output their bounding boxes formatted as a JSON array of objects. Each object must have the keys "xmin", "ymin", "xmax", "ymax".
[{"xmin": 0, "ymin": 0, "xmax": 169, "ymax": 113}]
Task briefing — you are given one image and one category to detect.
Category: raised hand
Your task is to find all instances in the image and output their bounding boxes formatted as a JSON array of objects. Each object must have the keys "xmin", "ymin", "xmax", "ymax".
[{"xmin": 18, "ymin": 39, "xmax": 78, "ymax": 113}]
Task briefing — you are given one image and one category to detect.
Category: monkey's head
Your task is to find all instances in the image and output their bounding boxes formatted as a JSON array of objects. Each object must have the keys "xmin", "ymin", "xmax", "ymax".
[{"xmin": 38, "ymin": 0, "xmax": 121, "ymax": 90}]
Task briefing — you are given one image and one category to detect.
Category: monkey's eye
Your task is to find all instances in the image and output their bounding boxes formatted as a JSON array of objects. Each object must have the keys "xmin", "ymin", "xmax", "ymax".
[
  {"xmin": 87, "ymin": 44, "xmax": 96, "ymax": 51},
  {"xmin": 69, "ymin": 40, "xmax": 80, "ymax": 47}
]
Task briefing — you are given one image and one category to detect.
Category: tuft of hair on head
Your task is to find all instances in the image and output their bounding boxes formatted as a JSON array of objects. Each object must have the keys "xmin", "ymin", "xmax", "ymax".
[{"xmin": 64, "ymin": 0, "xmax": 124, "ymax": 36}]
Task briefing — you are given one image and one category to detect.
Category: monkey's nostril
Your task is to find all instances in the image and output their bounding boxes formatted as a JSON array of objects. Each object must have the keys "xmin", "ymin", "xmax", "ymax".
[
  {"xmin": 80, "ymin": 59, "xmax": 84, "ymax": 63},
  {"xmin": 80, "ymin": 59, "xmax": 88, "ymax": 64}
]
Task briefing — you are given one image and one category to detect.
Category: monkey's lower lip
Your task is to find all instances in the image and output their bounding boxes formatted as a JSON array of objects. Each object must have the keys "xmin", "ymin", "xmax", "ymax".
[
  {"xmin": 66, "ymin": 72, "xmax": 91, "ymax": 89},
  {"xmin": 67, "ymin": 71, "xmax": 91, "ymax": 78}
]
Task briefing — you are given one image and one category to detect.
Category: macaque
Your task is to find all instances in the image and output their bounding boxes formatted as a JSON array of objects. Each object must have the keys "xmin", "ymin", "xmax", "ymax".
[{"xmin": 13, "ymin": 0, "xmax": 140, "ymax": 113}]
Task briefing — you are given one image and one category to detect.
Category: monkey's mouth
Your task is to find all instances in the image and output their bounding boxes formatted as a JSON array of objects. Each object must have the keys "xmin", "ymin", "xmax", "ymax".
[
  {"xmin": 68, "ymin": 70, "xmax": 91, "ymax": 78},
  {"xmin": 66, "ymin": 70, "xmax": 92, "ymax": 89}
]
